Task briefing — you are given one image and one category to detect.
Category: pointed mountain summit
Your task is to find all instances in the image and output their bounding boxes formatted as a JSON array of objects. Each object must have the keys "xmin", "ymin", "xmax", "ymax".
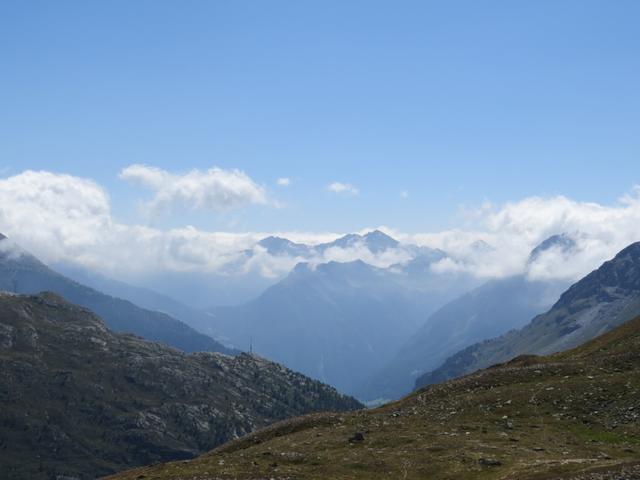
[
  {"xmin": 469, "ymin": 239, "xmax": 494, "ymax": 254},
  {"xmin": 255, "ymin": 230, "xmax": 400, "ymax": 258},
  {"xmin": 257, "ymin": 236, "xmax": 313, "ymax": 257},
  {"xmin": 361, "ymin": 229, "xmax": 400, "ymax": 252},
  {"xmin": 528, "ymin": 232, "xmax": 576, "ymax": 263},
  {"xmin": 417, "ymin": 241, "xmax": 640, "ymax": 388},
  {"xmin": 317, "ymin": 230, "xmax": 399, "ymax": 254}
]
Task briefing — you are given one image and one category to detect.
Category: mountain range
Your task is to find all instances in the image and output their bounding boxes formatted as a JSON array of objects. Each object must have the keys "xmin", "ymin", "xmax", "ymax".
[
  {"xmin": 113, "ymin": 229, "xmax": 586, "ymax": 403},
  {"xmin": 358, "ymin": 273, "xmax": 569, "ymax": 401},
  {"xmin": 3, "ymin": 229, "xmax": 640, "ymax": 479},
  {"xmin": 106, "ymin": 307, "xmax": 640, "ymax": 479},
  {"xmin": 205, "ymin": 255, "xmax": 478, "ymax": 397},
  {"xmin": 0, "ymin": 235, "xmax": 233, "ymax": 354},
  {"xmin": 256, "ymin": 230, "xmax": 406, "ymax": 257},
  {"xmin": 0, "ymin": 229, "xmax": 604, "ymax": 406},
  {"xmin": 50, "ymin": 229, "xmax": 447, "ymax": 313},
  {"xmin": 206, "ymin": 232, "xmax": 579, "ymax": 402},
  {"xmin": 53, "ymin": 262, "xmax": 227, "ymax": 342},
  {"xmin": 0, "ymin": 291, "xmax": 361, "ymax": 479},
  {"xmin": 417, "ymin": 240, "xmax": 640, "ymax": 388}
]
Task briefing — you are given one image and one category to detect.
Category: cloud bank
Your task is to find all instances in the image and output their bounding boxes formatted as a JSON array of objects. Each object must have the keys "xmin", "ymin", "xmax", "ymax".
[
  {"xmin": 406, "ymin": 192, "xmax": 640, "ymax": 281},
  {"xmin": 1, "ymin": 169, "xmax": 639, "ymax": 284}
]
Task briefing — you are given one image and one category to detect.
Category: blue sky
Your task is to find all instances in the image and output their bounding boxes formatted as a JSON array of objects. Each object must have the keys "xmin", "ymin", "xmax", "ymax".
[{"xmin": 1, "ymin": 0, "xmax": 639, "ymax": 233}]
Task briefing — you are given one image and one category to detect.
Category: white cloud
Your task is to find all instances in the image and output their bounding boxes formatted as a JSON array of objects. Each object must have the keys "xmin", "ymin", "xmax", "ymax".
[
  {"xmin": 1, "ymin": 169, "xmax": 640, "ymax": 286},
  {"xmin": 0, "ymin": 170, "xmax": 341, "ymax": 278},
  {"xmin": 327, "ymin": 182, "xmax": 359, "ymax": 195},
  {"xmin": 400, "ymin": 191, "xmax": 409, "ymax": 199},
  {"xmin": 0, "ymin": 170, "xmax": 113, "ymax": 262},
  {"xmin": 276, "ymin": 177, "xmax": 291, "ymax": 187},
  {"xmin": 120, "ymin": 164, "xmax": 267, "ymax": 214},
  {"xmin": 407, "ymin": 192, "xmax": 640, "ymax": 281},
  {"xmin": 0, "ymin": 170, "xmax": 256, "ymax": 274}
]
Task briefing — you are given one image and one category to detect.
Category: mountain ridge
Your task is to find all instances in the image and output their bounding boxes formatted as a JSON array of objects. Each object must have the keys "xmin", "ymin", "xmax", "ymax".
[
  {"xmin": 416, "ymin": 241, "xmax": 640, "ymax": 388},
  {"xmin": 205, "ymin": 256, "xmax": 466, "ymax": 396},
  {"xmin": 0, "ymin": 291, "xmax": 361, "ymax": 479},
  {"xmin": 0, "ymin": 234, "xmax": 234, "ymax": 354},
  {"xmin": 359, "ymin": 235, "xmax": 574, "ymax": 401},
  {"xmin": 105, "ymin": 310, "xmax": 640, "ymax": 479},
  {"xmin": 359, "ymin": 273, "xmax": 568, "ymax": 401}
]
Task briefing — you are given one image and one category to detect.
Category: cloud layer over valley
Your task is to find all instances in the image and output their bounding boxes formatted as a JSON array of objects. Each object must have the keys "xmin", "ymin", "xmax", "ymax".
[{"xmin": 1, "ymin": 169, "xmax": 640, "ymax": 285}]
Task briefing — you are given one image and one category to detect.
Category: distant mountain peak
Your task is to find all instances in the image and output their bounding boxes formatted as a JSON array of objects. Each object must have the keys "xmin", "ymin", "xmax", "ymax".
[
  {"xmin": 258, "ymin": 235, "xmax": 288, "ymax": 245},
  {"xmin": 363, "ymin": 229, "xmax": 395, "ymax": 241},
  {"xmin": 362, "ymin": 230, "xmax": 399, "ymax": 250},
  {"xmin": 290, "ymin": 259, "xmax": 375, "ymax": 278},
  {"xmin": 468, "ymin": 239, "xmax": 494, "ymax": 255},
  {"xmin": 321, "ymin": 258, "xmax": 371, "ymax": 271},
  {"xmin": 256, "ymin": 230, "xmax": 403, "ymax": 260},
  {"xmin": 314, "ymin": 230, "xmax": 400, "ymax": 254},
  {"xmin": 291, "ymin": 261, "xmax": 313, "ymax": 273},
  {"xmin": 325, "ymin": 233, "xmax": 360, "ymax": 248},
  {"xmin": 528, "ymin": 233, "xmax": 576, "ymax": 263},
  {"xmin": 258, "ymin": 236, "xmax": 291, "ymax": 246},
  {"xmin": 257, "ymin": 236, "xmax": 311, "ymax": 257}
]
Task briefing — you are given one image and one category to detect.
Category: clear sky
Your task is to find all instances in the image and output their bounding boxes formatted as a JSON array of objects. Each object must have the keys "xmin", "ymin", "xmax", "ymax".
[{"xmin": 1, "ymin": 0, "xmax": 639, "ymax": 233}]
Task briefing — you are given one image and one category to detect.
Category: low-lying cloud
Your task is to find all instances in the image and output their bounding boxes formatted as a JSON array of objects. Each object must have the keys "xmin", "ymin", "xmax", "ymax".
[
  {"xmin": 407, "ymin": 192, "xmax": 640, "ymax": 281},
  {"xmin": 1, "ymin": 169, "xmax": 639, "ymax": 285}
]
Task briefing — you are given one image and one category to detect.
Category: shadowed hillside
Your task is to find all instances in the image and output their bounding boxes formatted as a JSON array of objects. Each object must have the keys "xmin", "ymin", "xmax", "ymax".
[
  {"xmin": 105, "ymin": 311, "xmax": 640, "ymax": 479},
  {"xmin": 0, "ymin": 234, "xmax": 234, "ymax": 354},
  {"xmin": 0, "ymin": 292, "xmax": 361, "ymax": 479},
  {"xmin": 417, "ymin": 242, "xmax": 640, "ymax": 389}
]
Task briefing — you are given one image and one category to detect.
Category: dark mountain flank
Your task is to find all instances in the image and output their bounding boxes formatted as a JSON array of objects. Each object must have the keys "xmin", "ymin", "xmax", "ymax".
[
  {"xmin": 107, "ymin": 314, "xmax": 640, "ymax": 480},
  {"xmin": 0, "ymin": 234, "xmax": 234, "ymax": 354},
  {"xmin": 417, "ymin": 241, "xmax": 640, "ymax": 388},
  {"xmin": 0, "ymin": 292, "xmax": 361, "ymax": 479},
  {"xmin": 360, "ymin": 274, "xmax": 567, "ymax": 401}
]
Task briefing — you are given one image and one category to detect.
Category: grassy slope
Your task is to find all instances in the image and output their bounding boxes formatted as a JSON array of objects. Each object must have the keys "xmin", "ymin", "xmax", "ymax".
[{"xmin": 106, "ymin": 317, "xmax": 640, "ymax": 480}]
